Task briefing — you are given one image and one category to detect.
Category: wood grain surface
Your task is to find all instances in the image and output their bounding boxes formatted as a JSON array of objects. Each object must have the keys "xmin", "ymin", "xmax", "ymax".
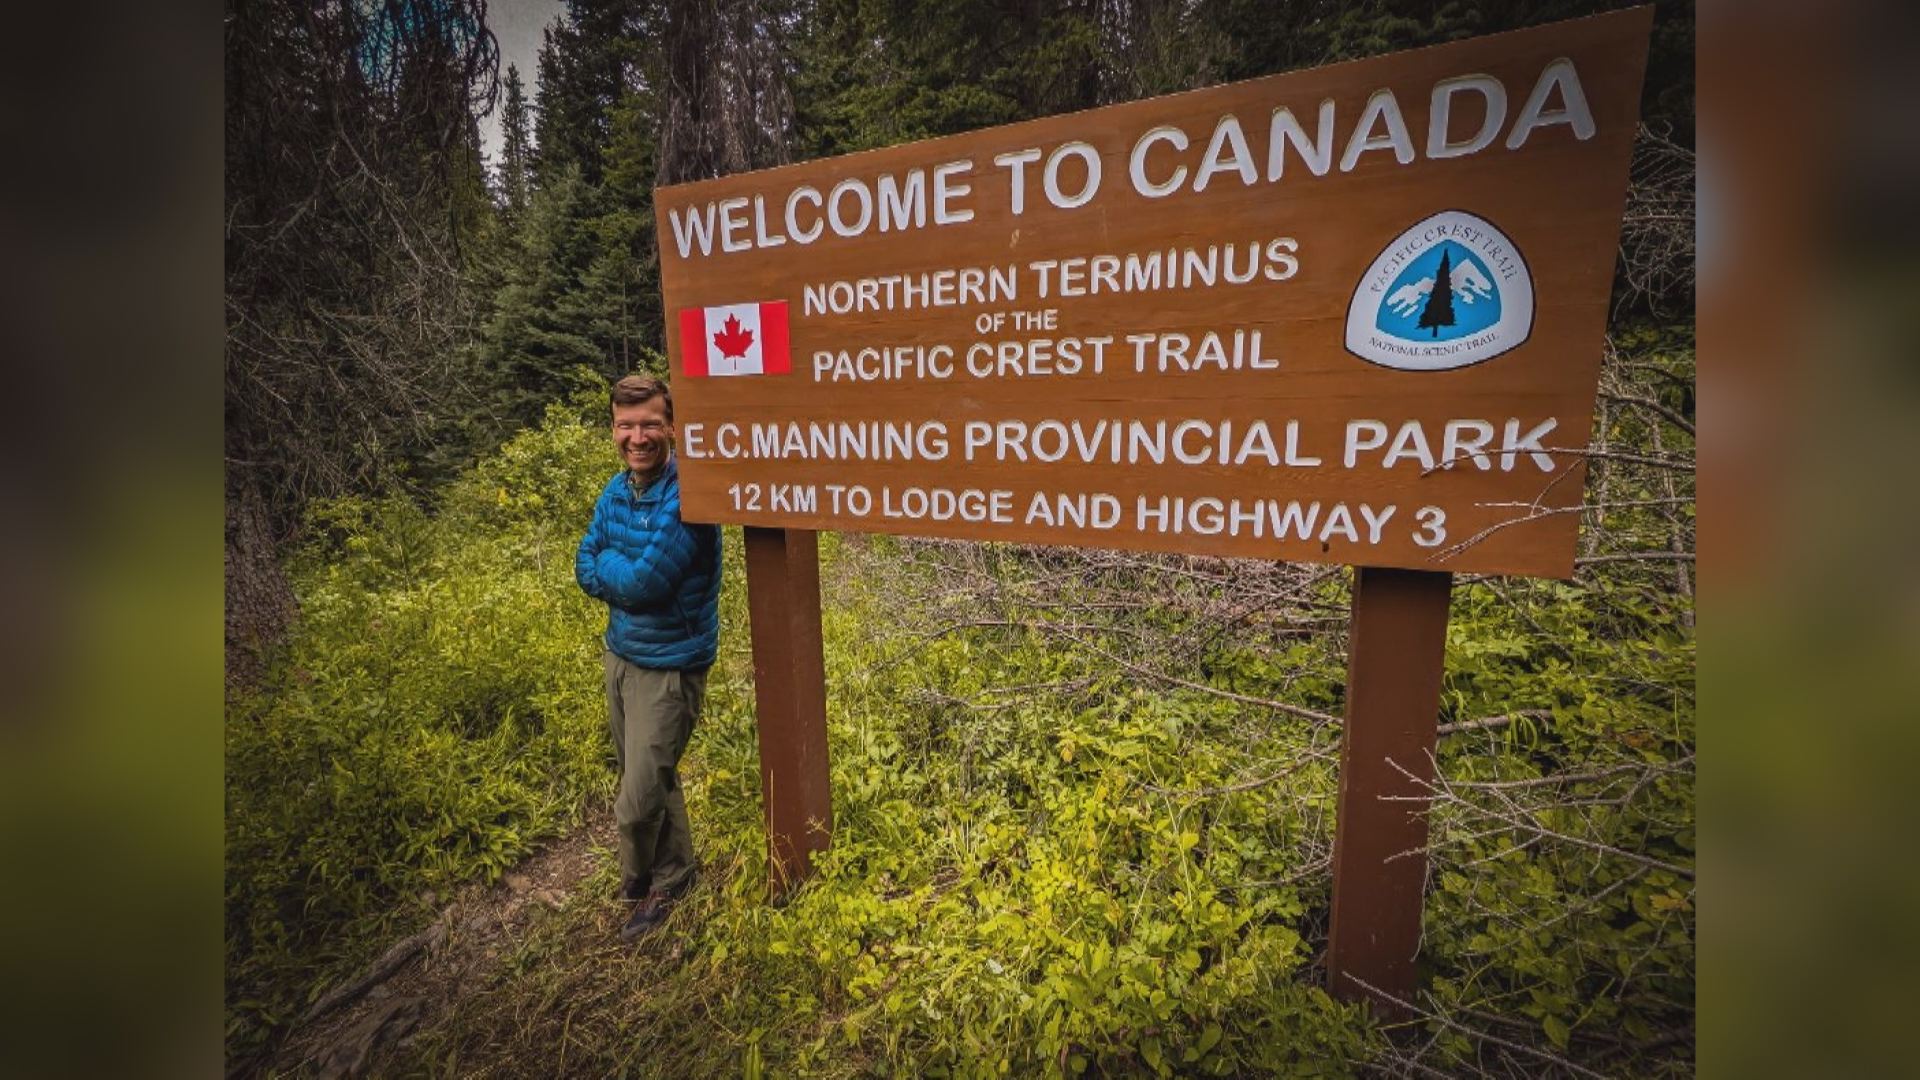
[{"xmin": 656, "ymin": 8, "xmax": 1653, "ymax": 579}]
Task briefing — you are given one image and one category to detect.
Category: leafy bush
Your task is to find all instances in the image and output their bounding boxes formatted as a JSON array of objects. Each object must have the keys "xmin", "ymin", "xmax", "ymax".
[
  {"xmin": 225, "ymin": 404, "xmax": 618, "ymax": 1052},
  {"xmin": 228, "ymin": 333, "xmax": 1693, "ymax": 1076}
]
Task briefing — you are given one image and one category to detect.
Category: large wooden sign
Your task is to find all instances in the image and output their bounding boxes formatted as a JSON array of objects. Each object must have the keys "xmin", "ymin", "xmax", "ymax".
[
  {"xmin": 658, "ymin": 9, "xmax": 1652, "ymax": 579},
  {"xmin": 659, "ymin": 9, "xmax": 1656, "ymax": 1016}
]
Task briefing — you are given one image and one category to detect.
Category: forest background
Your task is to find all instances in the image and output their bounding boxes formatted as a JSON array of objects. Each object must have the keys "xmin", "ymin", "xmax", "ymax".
[{"xmin": 225, "ymin": 0, "xmax": 1696, "ymax": 1076}]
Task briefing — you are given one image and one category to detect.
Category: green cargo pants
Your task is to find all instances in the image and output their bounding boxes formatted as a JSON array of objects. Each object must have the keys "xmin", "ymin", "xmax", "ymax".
[{"xmin": 603, "ymin": 650, "xmax": 704, "ymax": 898}]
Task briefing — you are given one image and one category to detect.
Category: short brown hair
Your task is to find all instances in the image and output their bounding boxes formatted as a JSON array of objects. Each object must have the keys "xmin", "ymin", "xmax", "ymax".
[{"xmin": 610, "ymin": 374, "xmax": 672, "ymax": 421}]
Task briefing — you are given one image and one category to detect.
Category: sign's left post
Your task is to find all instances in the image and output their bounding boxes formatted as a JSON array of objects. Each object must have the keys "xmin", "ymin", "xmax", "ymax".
[{"xmin": 742, "ymin": 525, "xmax": 834, "ymax": 897}]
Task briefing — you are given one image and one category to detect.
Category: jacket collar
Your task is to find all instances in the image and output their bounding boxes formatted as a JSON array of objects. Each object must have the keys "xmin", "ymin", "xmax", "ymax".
[{"xmin": 626, "ymin": 452, "xmax": 678, "ymax": 500}]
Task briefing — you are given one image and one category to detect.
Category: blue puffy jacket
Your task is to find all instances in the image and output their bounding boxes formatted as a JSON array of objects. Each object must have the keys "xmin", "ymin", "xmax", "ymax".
[{"xmin": 575, "ymin": 456, "xmax": 722, "ymax": 670}]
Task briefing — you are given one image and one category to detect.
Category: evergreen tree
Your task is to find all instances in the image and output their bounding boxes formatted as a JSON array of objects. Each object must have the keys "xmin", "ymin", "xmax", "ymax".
[
  {"xmin": 497, "ymin": 63, "xmax": 534, "ymax": 218},
  {"xmin": 485, "ymin": 0, "xmax": 794, "ymax": 420},
  {"xmin": 479, "ymin": 1, "xmax": 676, "ymax": 426},
  {"xmin": 480, "ymin": 163, "xmax": 605, "ymax": 423},
  {"xmin": 588, "ymin": 89, "xmax": 665, "ymax": 374},
  {"xmin": 791, "ymin": 0, "xmax": 1103, "ymax": 159},
  {"xmin": 1420, "ymin": 249, "xmax": 1457, "ymax": 338},
  {"xmin": 534, "ymin": 0, "xmax": 643, "ymax": 187}
]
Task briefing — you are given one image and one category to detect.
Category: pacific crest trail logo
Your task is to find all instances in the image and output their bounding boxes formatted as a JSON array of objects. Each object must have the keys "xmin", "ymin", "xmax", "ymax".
[{"xmin": 1344, "ymin": 210, "xmax": 1534, "ymax": 372}]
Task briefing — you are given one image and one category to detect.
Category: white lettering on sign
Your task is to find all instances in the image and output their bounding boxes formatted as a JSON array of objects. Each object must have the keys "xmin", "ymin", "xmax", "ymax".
[
  {"xmin": 683, "ymin": 420, "xmax": 953, "ymax": 462},
  {"xmin": 670, "ymin": 159, "xmax": 977, "ymax": 257},
  {"xmin": 1340, "ymin": 89, "xmax": 1417, "ymax": 172},
  {"xmin": 1129, "ymin": 126, "xmax": 1189, "ymax": 198},
  {"xmin": 1123, "ymin": 329, "xmax": 1279, "ymax": 373},
  {"xmin": 1025, "ymin": 491, "xmax": 1123, "ymax": 529},
  {"xmin": 813, "ymin": 345, "xmax": 957, "ymax": 383},
  {"xmin": 1268, "ymin": 100, "xmax": 1336, "ymax": 179},
  {"xmin": 828, "ymin": 177, "xmax": 874, "ymax": 237},
  {"xmin": 1193, "ymin": 115, "xmax": 1257, "ymax": 193},
  {"xmin": 797, "ymin": 242, "xmax": 1298, "ymax": 327},
  {"xmin": 994, "ymin": 148, "xmax": 1043, "ymax": 214},
  {"xmin": 803, "ymin": 265, "xmax": 1017, "ymax": 316},
  {"xmin": 687, "ymin": 413, "xmax": 1556, "ymax": 475},
  {"xmin": 785, "ymin": 186, "xmax": 823, "ymax": 243},
  {"xmin": 957, "ymin": 418, "xmax": 1315, "ymax": 467},
  {"xmin": 1428, "ymin": 75, "xmax": 1507, "ymax": 159},
  {"xmin": 962, "ymin": 337, "xmax": 1114, "ymax": 379},
  {"xmin": 665, "ymin": 58, "xmax": 1596, "ymax": 259},
  {"xmin": 1134, "ymin": 496, "xmax": 1397, "ymax": 545},
  {"xmin": 1506, "ymin": 59, "xmax": 1596, "ymax": 149},
  {"xmin": 1344, "ymin": 418, "xmax": 1558, "ymax": 471},
  {"xmin": 718, "ymin": 478, "xmax": 1459, "ymax": 554},
  {"xmin": 877, "ymin": 170, "xmax": 927, "ymax": 231},
  {"xmin": 881, "ymin": 486, "xmax": 1015, "ymax": 524},
  {"xmin": 1043, "ymin": 142, "xmax": 1102, "ymax": 209},
  {"xmin": 933, "ymin": 160, "xmax": 975, "ymax": 225}
]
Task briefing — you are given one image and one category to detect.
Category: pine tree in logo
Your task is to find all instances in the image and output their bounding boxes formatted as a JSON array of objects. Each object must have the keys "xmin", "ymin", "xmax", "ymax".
[{"xmin": 1419, "ymin": 248, "xmax": 1457, "ymax": 338}]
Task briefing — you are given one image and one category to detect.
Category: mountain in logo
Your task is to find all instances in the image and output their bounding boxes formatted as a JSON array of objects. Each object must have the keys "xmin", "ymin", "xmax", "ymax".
[
  {"xmin": 1383, "ymin": 255, "xmax": 1496, "ymax": 319},
  {"xmin": 1375, "ymin": 241, "xmax": 1501, "ymax": 342}
]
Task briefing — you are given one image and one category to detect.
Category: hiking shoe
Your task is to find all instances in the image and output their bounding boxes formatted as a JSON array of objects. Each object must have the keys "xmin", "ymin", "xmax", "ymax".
[{"xmin": 619, "ymin": 890, "xmax": 677, "ymax": 942}]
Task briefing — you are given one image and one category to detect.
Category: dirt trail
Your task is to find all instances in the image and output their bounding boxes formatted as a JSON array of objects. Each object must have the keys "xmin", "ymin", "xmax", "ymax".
[{"xmin": 268, "ymin": 808, "xmax": 615, "ymax": 1079}]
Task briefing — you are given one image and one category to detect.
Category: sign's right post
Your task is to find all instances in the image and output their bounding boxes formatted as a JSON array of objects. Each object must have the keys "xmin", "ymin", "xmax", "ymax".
[{"xmin": 1327, "ymin": 567, "xmax": 1455, "ymax": 1016}]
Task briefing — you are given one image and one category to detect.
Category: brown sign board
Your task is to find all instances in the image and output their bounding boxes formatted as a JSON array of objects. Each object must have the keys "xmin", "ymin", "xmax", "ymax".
[{"xmin": 656, "ymin": 8, "xmax": 1653, "ymax": 579}]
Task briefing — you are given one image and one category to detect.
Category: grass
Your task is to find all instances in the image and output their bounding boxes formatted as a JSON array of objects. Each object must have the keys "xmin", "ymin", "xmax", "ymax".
[{"xmin": 230, "ymin": 334, "xmax": 1695, "ymax": 1076}]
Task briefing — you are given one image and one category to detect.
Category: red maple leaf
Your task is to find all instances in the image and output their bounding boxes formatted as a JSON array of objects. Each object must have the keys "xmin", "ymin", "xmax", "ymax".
[{"xmin": 712, "ymin": 314, "xmax": 755, "ymax": 358}]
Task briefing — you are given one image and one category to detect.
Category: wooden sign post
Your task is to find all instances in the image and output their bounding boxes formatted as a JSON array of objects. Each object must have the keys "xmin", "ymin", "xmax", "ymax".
[
  {"xmin": 656, "ymin": 8, "xmax": 1653, "ymax": 1006},
  {"xmin": 1327, "ymin": 567, "xmax": 1454, "ymax": 1013},
  {"xmin": 741, "ymin": 527, "xmax": 833, "ymax": 896}
]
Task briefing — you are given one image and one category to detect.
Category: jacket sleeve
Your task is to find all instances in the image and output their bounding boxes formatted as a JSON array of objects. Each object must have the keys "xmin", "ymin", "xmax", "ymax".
[
  {"xmin": 591, "ymin": 516, "xmax": 699, "ymax": 610},
  {"xmin": 574, "ymin": 492, "xmax": 616, "ymax": 604}
]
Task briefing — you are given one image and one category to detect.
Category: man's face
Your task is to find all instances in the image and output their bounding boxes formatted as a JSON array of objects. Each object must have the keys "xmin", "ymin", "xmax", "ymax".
[{"xmin": 612, "ymin": 396, "xmax": 673, "ymax": 474}]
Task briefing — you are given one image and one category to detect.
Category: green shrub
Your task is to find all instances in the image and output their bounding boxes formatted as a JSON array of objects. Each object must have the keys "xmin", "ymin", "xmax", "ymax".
[
  {"xmin": 228, "ymin": 331, "xmax": 1693, "ymax": 1076},
  {"xmin": 225, "ymin": 405, "xmax": 622, "ymax": 1052}
]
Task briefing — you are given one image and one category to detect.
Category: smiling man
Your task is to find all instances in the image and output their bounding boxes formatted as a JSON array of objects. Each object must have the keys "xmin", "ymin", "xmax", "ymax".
[{"xmin": 575, "ymin": 374, "xmax": 722, "ymax": 941}]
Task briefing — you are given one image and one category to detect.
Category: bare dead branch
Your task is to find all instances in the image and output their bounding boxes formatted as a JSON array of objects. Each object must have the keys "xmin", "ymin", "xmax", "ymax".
[
  {"xmin": 1344, "ymin": 974, "xmax": 1614, "ymax": 1080},
  {"xmin": 1599, "ymin": 390, "xmax": 1695, "ymax": 438}
]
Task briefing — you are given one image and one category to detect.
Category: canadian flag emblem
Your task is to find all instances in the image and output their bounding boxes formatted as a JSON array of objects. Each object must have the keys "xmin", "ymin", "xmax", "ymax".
[{"xmin": 679, "ymin": 301, "xmax": 791, "ymax": 377}]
